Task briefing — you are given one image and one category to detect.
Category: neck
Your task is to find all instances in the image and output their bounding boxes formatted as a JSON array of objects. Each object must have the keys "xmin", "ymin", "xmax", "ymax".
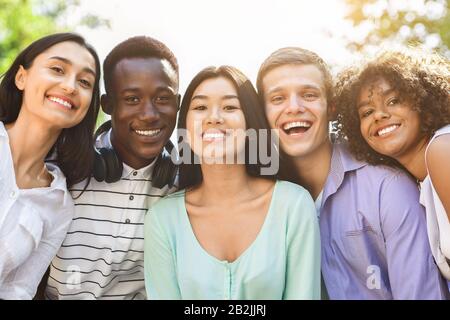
[
  {"xmin": 292, "ymin": 140, "xmax": 332, "ymax": 199},
  {"xmin": 195, "ymin": 163, "xmax": 252, "ymax": 205},
  {"xmin": 396, "ymin": 137, "xmax": 429, "ymax": 181},
  {"xmin": 6, "ymin": 109, "xmax": 60, "ymax": 179}
]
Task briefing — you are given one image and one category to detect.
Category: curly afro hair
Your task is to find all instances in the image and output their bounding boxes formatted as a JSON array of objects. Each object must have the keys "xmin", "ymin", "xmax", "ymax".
[{"xmin": 335, "ymin": 48, "xmax": 450, "ymax": 167}]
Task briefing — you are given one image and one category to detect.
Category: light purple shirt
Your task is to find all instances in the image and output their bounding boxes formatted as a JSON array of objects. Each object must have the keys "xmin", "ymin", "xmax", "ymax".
[{"xmin": 319, "ymin": 143, "xmax": 448, "ymax": 300}]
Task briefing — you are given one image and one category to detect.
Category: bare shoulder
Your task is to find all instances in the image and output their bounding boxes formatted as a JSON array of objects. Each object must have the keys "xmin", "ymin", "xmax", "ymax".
[
  {"xmin": 426, "ymin": 134, "xmax": 450, "ymax": 169},
  {"xmin": 426, "ymin": 134, "xmax": 450, "ymax": 198},
  {"xmin": 426, "ymin": 133, "xmax": 450, "ymax": 216}
]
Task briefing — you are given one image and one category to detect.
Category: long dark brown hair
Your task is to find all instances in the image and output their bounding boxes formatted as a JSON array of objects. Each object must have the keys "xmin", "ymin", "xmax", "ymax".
[
  {"xmin": 0, "ymin": 32, "xmax": 101, "ymax": 187},
  {"xmin": 177, "ymin": 65, "xmax": 279, "ymax": 190}
]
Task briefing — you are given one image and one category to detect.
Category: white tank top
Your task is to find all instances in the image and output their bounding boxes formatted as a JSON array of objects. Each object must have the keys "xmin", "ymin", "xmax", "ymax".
[{"xmin": 420, "ymin": 124, "xmax": 450, "ymax": 280}]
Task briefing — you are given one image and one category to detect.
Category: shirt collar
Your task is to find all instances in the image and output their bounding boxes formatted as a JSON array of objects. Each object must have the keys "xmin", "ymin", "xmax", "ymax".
[
  {"xmin": 96, "ymin": 128, "xmax": 157, "ymax": 180},
  {"xmin": 1, "ymin": 121, "xmax": 72, "ymax": 207},
  {"xmin": 121, "ymin": 158, "xmax": 157, "ymax": 179},
  {"xmin": 46, "ymin": 162, "xmax": 68, "ymax": 190},
  {"xmin": 11, "ymin": 162, "xmax": 73, "ymax": 208},
  {"xmin": 336, "ymin": 143, "xmax": 366, "ymax": 172},
  {"xmin": 0, "ymin": 121, "xmax": 7, "ymax": 138},
  {"xmin": 322, "ymin": 142, "xmax": 367, "ymax": 205}
]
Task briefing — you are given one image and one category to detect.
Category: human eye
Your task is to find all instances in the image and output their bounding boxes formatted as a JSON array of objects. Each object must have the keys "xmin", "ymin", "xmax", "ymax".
[
  {"xmin": 223, "ymin": 105, "xmax": 239, "ymax": 111},
  {"xmin": 191, "ymin": 104, "xmax": 207, "ymax": 111},
  {"xmin": 155, "ymin": 95, "xmax": 171, "ymax": 104},
  {"xmin": 50, "ymin": 65, "xmax": 64, "ymax": 74},
  {"xmin": 125, "ymin": 95, "xmax": 140, "ymax": 104},
  {"xmin": 270, "ymin": 95, "xmax": 284, "ymax": 104},
  {"xmin": 387, "ymin": 97, "xmax": 400, "ymax": 106},
  {"xmin": 360, "ymin": 108, "xmax": 374, "ymax": 118},
  {"xmin": 79, "ymin": 79, "xmax": 92, "ymax": 89},
  {"xmin": 303, "ymin": 92, "xmax": 319, "ymax": 101}
]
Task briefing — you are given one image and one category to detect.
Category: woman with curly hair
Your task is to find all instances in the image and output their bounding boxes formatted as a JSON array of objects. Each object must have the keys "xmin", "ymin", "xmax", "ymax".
[{"xmin": 336, "ymin": 48, "xmax": 450, "ymax": 280}]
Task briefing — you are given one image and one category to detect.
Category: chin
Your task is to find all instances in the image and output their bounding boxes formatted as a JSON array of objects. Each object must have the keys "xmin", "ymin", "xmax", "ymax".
[
  {"xmin": 142, "ymin": 145, "xmax": 168, "ymax": 159},
  {"xmin": 41, "ymin": 114, "xmax": 76, "ymax": 129},
  {"xmin": 381, "ymin": 149, "xmax": 399, "ymax": 158},
  {"xmin": 140, "ymin": 150, "xmax": 163, "ymax": 160},
  {"xmin": 281, "ymin": 142, "xmax": 309, "ymax": 157},
  {"xmin": 370, "ymin": 144, "xmax": 396, "ymax": 158}
]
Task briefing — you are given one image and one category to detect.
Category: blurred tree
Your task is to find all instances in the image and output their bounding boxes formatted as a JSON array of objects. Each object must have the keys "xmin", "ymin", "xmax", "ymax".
[
  {"xmin": 0, "ymin": 0, "xmax": 109, "ymax": 74},
  {"xmin": 343, "ymin": 0, "xmax": 449, "ymax": 56}
]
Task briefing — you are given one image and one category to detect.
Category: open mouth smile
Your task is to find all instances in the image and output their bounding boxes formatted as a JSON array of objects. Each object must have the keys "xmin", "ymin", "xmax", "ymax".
[
  {"xmin": 47, "ymin": 95, "xmax": 75, "ymax": 110},
  {"xmin": 202, "ymin": 129, "xmax": 229, "ymax": 142},
  {"xmin": 281, "ymin": 121, "xmax": 312, "ymax": 135},
  {"xmin": 375, "ymin": 124, "xmax": 400, "ymax": 137},
  {"xmin": 134, "ymin": 128, "xmax": 162, "ymax": 137}
]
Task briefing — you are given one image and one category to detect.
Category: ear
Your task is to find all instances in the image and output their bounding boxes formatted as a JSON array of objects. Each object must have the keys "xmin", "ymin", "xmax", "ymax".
[
  {"xmin": 175, "ymin": 94, "xmax": 181, "ymax": 111},
  {"xmin": 101, "ymin": 94, "xmax": 113, "ymax": 115},
  {"xmin": 15, "ymin": 65, "xmax": 27, "ymax": 91}
]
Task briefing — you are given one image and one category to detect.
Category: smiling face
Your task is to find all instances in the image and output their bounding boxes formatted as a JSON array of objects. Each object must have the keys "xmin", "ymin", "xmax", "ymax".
[
  {"xmin": 262, "ymin": 64, "xmax": 330, "ymax": 159},
  {"xmin": 104, "ymin": 57, "xmax": 178, "ymax": 169},
  {"xmin": 186, "ymin": 76, "xmax": 247, "ymax": 162},
  {"xmin": 357, "ymin": 77, "xmax": 426, "ymax": 162},
  {"xmin": 15, "ymin": 41, "xmax": 96, "ymax": 130}
]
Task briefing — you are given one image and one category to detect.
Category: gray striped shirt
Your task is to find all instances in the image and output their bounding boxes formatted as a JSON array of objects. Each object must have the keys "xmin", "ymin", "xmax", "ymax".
[{"xmin": 45, "ymin": 130, "xmax": 175, "ymax": 300}]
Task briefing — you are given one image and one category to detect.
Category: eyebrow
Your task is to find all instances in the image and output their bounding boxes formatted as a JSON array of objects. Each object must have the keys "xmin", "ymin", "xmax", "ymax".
[
  {"xmin": 48, "ymin": 56, "xmax": 96, "ymax": 78},
  {"xmin": 120, "ymin": 86, "xmax": 176, "ymax": 94},
  {"xmin": 266, "ymin": 84, "xmax": 322, "ymax": 96},
  {"xmin": 191, "ymin": 94, "xmax": 239, "ymax": 101},
  {"xmin": 357, "ymin": 101, "xmax": 370, "ymax": 109},
  {"xmin": 357, "ymin": 88, "xmax": 396, "ymax": 109}
]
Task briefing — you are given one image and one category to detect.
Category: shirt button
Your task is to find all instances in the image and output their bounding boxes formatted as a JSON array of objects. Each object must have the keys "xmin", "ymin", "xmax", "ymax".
[
  {"xmin": 10, "ymin": 191, "xmax": 16, "ymax": 198},
  {"xmin": 132, "ymin": 171, "xmax": 138, "ymax": 176},
  {"xmin": 125, "ymin": 219, "xmax": 131, "ymax": 224},
  {"xmin": 129, "ymin": 195, "xmax": 134, "ymax": 201}
]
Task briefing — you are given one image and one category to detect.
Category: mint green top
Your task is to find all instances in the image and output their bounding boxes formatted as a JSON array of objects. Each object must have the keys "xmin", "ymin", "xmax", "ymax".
[{"xmin": 144, "ymin": 180, "xmax": 321, "ymax": 300}]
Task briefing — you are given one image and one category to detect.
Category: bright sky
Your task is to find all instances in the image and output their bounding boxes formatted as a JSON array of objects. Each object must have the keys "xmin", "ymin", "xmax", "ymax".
[{"xmin": 74, "ymin": 0, "xmax": 357, "ymax": 93}]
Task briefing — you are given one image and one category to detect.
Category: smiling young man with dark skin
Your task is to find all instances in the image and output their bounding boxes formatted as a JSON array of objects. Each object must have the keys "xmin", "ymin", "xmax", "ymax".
[{"xmin": 44, "ymin": 36, "xmax": 180, "ymax": 300}]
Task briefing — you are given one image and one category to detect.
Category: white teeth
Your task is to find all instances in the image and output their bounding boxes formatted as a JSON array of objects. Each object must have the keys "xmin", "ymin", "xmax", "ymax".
[
  {"xmin": 377, "ymin": 125, "xmax": 399, "ymax": 136},
  {"xmin": 48, "ymin": 96, "xmax": 72, "ymax": 109},
  {"xmin": 135, "ymin": 129, "xmax": 161, "ymax": 137},
  {"xmin": 283, "ymin": 121, "xmax": 311, "ymax": 130},
  {"xmin": 203, "ymin": 132, "xmax": 225, "ymax": 139}
]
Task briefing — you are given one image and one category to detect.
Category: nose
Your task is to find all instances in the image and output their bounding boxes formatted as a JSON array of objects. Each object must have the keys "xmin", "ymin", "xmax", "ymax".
[
  {"xmin": 60, "ymin": 75, "xmax": 77, "ymax": 94},
  {"xmin": 140, "ymin": 100, "xmax": 160, "ymax": 122},
  {"xmin": 373, "ymin": 107, "xmax": 391, "ymax": 121},
  {"xmin": 285, "ymin": 94, "xmax": 306, "ymax": 114},
  {"xmin": 206, "ymin": 106, "xmax": 224, "ymax": 125}
]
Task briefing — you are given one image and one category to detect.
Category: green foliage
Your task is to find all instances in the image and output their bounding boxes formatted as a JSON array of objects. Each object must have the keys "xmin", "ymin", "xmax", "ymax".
[
  {"xmin": 1, "ymin": 0, "xmax": 57, "ymax": 73},
  {"xmin": 96, "ymin": 109, "xmax": 109, "ymax": 130},
  {"xmin": 0, "ymin": 0, "xmax": 108, "ymax": 74},
  {"xmin": 343, "ymin": 0, "xmax": 449, "ymax": 56}
]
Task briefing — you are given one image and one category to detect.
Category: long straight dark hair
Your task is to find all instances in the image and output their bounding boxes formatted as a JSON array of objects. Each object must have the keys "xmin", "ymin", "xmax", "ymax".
[
  {"xmin": 0, "ymin": 32, "xmax": 101, "ymax": 187},
  {"xmin": 177, "ymin": 65, "xmax": 279, "ymax": 190}
]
